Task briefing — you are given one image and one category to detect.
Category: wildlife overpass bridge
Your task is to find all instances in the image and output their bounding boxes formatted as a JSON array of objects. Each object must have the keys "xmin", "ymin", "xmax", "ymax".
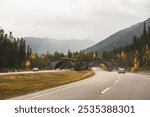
[{"xmin": 51, "ymin": 59, "xmax": 113, "ymax": 71}]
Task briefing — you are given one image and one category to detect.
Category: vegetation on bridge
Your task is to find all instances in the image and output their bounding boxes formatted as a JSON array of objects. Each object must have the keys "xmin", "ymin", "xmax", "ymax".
[{"xmin": 0, "ymin": 27, "xmax": 98, "ymax": 71}]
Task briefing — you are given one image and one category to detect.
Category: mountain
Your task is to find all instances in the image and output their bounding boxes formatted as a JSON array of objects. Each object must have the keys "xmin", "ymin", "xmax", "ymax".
[
  {"xmin": 85, "ymin": 18, "xmax": 150, "ymax": 56},
  {"xmin": 24, "ymin": 37, "xmax": 96, "ymax": 54}
]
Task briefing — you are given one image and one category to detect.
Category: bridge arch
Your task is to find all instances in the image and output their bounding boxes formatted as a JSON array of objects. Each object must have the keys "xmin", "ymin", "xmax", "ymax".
[
  {"xmin": 55, "ymin": 61, "xmax": 72, "ymax": 69},
  {"xmin": 89, "ymin": 60, "xmax": 113, "ymax": 71},
  {"xmin": 51, "ymin": 59, "xmax": 77, "ymax": 69},
  {"xmin": 51, "ymin": 59, "xmax": 113, "ymax": 71}
]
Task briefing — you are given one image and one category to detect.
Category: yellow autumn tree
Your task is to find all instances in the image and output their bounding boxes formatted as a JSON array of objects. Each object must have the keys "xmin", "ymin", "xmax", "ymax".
[
  {"xmin": 100, "ymin": 63, "xmax": 107, "ymax": 70},
  {"xmin": 25, "ymin": 60, "xmax": 30, "ymax": 67},
  {"xmin": 93, "ymin": 52, "xmax": 96, "ymax": 59},
  {"xmin": 120, "ymin": 51, "xmax": 126, "ymax": 61},
  {"xmin": 117, "ymin": 53, "xmax": 120, "ymax": 58},
  {"xmin": 30, "ymin": 53, "xmax": 36, "ymax": 60},
  {"xmin": 131, "ymin": 50, "xmax": 139, "ymax": 72},
  {"xmin": 40, "ymin": 54, "xmax": 45, "ymax": 59},
  {"xmin": 143, "ymin": 44, "xmax": 150, "ymax": 68}
]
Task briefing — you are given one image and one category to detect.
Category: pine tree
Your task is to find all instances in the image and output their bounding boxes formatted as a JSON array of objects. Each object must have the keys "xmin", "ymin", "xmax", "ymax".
[
  {"xmin": 143, "ymin": 44, "xmax": 150, "ymax": 69},
  {"xmin": 131, "ymin": 50, "xmax": 139, "ymax": 72}
]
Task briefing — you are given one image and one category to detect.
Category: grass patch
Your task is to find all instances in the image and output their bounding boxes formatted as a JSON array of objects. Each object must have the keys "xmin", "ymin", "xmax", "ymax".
[{"xmin": 0, "ymin": 70, "xmax": 94, "ymax": 99}]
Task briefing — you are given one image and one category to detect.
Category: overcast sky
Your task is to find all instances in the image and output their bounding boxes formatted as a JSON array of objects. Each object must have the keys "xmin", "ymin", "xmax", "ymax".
[{"xmin": 0, "ymin": 0, "xmax": 149, "ymax": 41}]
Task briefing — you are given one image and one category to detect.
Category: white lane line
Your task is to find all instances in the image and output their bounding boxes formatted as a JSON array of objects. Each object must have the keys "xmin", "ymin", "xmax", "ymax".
[
  {"xmin": 115, "ymin": 80, "xmax": 118, "ymax": 83},
  {"xmin": 25, "ymin": 71, "xmax": 99, "ymax": 100},
  {"xmin": 134, "ymin": 73, "xmax": 150, "ymax": 81},
  {"xmin": 26, "ymin": 87, "xmax": 69, "ymax": 100},
  {"xmin": 101, "ymin": 87, "xmax": 110, "ymax": 94},
  {"xmin": 26, "ymin": 79, "xmax": 90, "ymax": 100},
  {"xmin": 114, "ymin": 72, "xmax": 120, "ymax": 80}
]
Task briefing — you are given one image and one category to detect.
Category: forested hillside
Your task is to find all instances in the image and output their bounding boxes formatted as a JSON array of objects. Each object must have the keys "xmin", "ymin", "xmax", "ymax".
[
  {"xmin": 85, "ymin": 18, "xmax": 150, "ymax": 57},
  {"xmin": 102, "ymin": 23, "xmax": 150, "ymax": 71}
]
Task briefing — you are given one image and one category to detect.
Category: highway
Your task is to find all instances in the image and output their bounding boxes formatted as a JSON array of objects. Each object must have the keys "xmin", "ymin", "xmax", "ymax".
[
  {"xmin": 0, "ymin": 70, "xmax": 64, "ymax": 76},
  {"xmin": 10, "ymin": 71, "xmax": 150, "ymax": 100}
]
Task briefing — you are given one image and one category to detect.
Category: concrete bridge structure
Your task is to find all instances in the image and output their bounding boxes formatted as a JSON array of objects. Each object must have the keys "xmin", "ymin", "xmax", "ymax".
[
  {"xmin": 51, "ymin": 59, "xmax": 77, "ymax": 69},
  {"xmin": 51, "ymin": 58, "xmax": 113, "ymax": 70}
]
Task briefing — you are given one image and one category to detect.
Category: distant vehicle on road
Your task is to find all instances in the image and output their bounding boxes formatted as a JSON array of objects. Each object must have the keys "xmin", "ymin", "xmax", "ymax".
[
  {"xmin": 32, "ymin": 67, "xmax": 39, "ymax": 71},
  {"xmin": 91, "ymin": 67, "xmax": 100, "ymax": 71},
  {"xmin": 118, "ymin": 68, "xmax": 125, "ymax": 74}
]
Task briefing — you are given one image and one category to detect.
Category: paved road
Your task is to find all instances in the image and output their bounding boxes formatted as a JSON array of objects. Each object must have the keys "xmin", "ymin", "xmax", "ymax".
[
  {"xmin": 0, "ymin": 70, "xmax": 63, "ymax": 76},
  {"xmin": 10, "ymin": 71, "xmax": 150, "ymax": 100}
]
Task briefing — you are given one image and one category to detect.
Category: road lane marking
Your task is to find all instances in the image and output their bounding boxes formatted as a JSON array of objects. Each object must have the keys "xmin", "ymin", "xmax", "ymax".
[
  {"xmin": 25, "ymin": 86, "xmax": 72, "ymax": 99},
  {"xmin": 101, "ymin": 87, "xmax": 110, "ymax": 94},
  {"xmin": 112, "ymin": 72, "xmax": 120, "ymax": 80},
  {"xmin": 25, "ymin": 81, "xmax": 88, "ymax": 100},
  {"xmin": 134, "ymin": 73, "xmax": 150, "ymax": 81},
  {"xmin": 115, "ymin": 80, "xmax": 118, "ymax": 83},
  {"xmin": 25, "ymin": 71, "xmax": 99, "ymax": 100}
]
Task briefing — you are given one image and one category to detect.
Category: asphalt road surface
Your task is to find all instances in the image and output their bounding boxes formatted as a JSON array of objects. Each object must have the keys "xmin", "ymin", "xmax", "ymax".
[
  {"xmin": 0, "ymin": 70, "xmax": 63, "ymax": 76},
  {"xmin": 10, "ymin": 71, "xmax": 150, "ymax": 100}
]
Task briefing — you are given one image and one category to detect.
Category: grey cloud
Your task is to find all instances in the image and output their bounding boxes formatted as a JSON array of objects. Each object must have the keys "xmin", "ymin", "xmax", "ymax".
[{"xmin": 0, "ymin": 0, "xmax": 149, "ymax": 41}]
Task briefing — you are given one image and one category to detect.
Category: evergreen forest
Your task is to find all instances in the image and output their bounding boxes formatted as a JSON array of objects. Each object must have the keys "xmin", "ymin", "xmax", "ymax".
[{"xmin": 102, "ymin": 22, "xmax": 150, "ymax": 71}]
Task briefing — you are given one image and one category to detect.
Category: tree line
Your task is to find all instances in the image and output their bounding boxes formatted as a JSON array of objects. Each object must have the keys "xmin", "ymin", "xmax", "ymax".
[
  {"xmin": 26, "ymin": 51, "xmax": 65, "ymax": 69},
  {"xmin": 0, "ymin": 27, "xmax": 101, "ymax": 72},
  {"xmin": 67, "ymin": 49, "xmax": 97, "ymax": 61},
  {"xmin": 0, "ymin": 28, "xmax": 68, "ymax": 72},
  {"xmin": 26, "ymin": 50, "xmax": 97, "ymax": 70},
  {"xmin": 102, "ymin": 22, "xmax": 150, "ymax": 72},
  {"xmin": 0, "ymin": 28, "xmax": 31, "ymax": 72}
]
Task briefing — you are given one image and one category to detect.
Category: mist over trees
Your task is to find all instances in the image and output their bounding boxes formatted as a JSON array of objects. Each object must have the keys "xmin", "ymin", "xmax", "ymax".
[{"xmin": 102, "ymin": 22, "xmax": 150, "ymax": 71}]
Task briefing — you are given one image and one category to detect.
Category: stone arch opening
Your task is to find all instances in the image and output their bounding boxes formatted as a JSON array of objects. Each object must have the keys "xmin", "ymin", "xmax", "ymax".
[
  {"xmin": 90, "ymin": 61, "xmax": 112, "ymax": 71},
  {"xmin": 55, "ymin": 61, "xmax": 73, "ymax": 69}
]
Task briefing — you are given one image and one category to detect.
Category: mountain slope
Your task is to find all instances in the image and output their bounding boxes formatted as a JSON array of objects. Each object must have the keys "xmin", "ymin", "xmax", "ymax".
[
  {"xmin": 85, "ymin": 18, "xmax": 150, "ymax": 56},
  {"xmin": 24, "ymin": 37, "xmax": 96, "ymax": 54}
]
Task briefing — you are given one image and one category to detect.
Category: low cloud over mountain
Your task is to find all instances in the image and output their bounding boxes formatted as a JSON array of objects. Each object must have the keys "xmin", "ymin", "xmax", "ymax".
[
  {"xmin": 24, "ymin": 37, "xmax": 96, "ymax": 54},
  {"xmin": 85, "ymin": 18, "xmax": 150, "ymax": 56}
]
